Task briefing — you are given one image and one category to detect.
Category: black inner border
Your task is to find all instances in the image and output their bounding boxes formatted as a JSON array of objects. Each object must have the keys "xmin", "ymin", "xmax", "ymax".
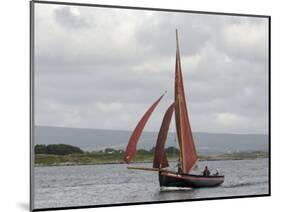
[{"xmin": 30, "ymin": 1, "xmax": 271, "ymax": 211}]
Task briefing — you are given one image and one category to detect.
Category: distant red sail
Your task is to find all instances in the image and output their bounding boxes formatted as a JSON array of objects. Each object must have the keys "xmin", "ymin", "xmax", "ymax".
[
  {"xmin": 153, "ymin": 102, "xmax": 175, "ymax": 168},
  {"xmin": 174, "ymin": 30, "xmax": 198, "ymax": 173},
  {"xmin": 124, "ymin": 94, "xmax": 165, "ymax": 163}
]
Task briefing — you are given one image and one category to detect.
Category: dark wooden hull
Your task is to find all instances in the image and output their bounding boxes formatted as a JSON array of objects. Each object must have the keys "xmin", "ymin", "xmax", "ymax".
[{"xmin": 159, "ymin": 171, "xmax": 224, "ymax": 188}]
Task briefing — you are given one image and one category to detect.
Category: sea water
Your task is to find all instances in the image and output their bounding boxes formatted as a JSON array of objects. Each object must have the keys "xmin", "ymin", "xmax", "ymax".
[{"xmin": 34, "ymin": 158, "xmax": 269, "ymax": 209}]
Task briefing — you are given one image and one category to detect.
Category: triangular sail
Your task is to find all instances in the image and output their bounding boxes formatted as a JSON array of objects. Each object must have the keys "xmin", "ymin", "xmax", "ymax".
[
  {"xmin": 153, "ymin": 102, "xmax": 175, "ymax": 168},
  {"xmin": 124, "ymin": 94, "xmax": 165, "ymax": 163},
  {"xmin": 174, "ymin": 30, "xmax": 198, "ymax": 173}
]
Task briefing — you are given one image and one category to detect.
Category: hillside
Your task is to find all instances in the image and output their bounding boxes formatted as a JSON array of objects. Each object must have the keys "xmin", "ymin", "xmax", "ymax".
[{"xmin": 34, "ymin": 125, "xmax": 269, "ymax": 156}]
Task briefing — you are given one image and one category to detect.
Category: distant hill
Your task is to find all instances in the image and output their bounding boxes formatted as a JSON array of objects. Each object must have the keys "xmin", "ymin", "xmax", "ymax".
[{"xmin": 34, "ymin": 126, "xmax": 269, "ymax": 156}]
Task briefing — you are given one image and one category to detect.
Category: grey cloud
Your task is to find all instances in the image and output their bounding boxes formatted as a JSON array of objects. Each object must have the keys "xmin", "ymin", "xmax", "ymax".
[
  {"xmin": 34, "ymin": 4, "xmax": 269, "ymax": 134},
  {"xmin": 215, "ymin": 19, "xmax": 268, "ymax": 62},
  {"xmin": 54, "ymin": 7, "xmax": 91, "ymax": 29},
  {"xmin": 134, "ymin": 13, "xmax": 211, "ymax": 57}
]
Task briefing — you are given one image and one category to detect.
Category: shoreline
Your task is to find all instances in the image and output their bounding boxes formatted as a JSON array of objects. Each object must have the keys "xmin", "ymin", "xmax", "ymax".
[{"xmin": 34, "ymin": 155, "xmax": 268, "ymax": 167}]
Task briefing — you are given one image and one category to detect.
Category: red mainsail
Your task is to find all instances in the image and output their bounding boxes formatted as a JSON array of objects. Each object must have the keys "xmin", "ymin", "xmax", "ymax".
[
  {"xmin": 153, "ymin": 102, "xmax": 175, "ymax": 168},
  {"xmin": 174, "ymin": 30, "xmax": 198, "ymax": 173},
  {"xmin": 124, "ymin": 94, "xmax": 165, "ymax": 163}
]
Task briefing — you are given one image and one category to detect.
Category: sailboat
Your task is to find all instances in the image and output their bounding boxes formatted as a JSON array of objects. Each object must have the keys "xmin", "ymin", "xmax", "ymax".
[{"xmin": 124, "ymin": 30, "xmax": 224, "ymax": 188}]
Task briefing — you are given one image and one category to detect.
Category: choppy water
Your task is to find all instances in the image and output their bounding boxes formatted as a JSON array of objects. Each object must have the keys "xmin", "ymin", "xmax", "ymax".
[{"xmin": 34, "ymin": 159, "xmax": 269, "ymax": 209}]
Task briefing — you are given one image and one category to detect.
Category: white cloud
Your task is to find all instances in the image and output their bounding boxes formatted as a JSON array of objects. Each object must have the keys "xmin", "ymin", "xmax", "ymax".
[
  {"xmin": 34, "ymin": 4, "xmax": 269, "ymax": 134},
  {"xmin": 217, "ymin": 20, "xmax": 268, "ymax": 61},
  {"xmin": 96, "ymin": 101, "xmax": 124, "ymax": 113},
  {"xmin": 215, "ymin": 112, "xmax": 245, "ymax": 126}
]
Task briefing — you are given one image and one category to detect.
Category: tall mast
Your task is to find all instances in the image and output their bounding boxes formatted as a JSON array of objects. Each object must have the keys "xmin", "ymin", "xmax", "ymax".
[{"xmin": 174, "ymin": 29, "xmax": 198, "ymax": 173}]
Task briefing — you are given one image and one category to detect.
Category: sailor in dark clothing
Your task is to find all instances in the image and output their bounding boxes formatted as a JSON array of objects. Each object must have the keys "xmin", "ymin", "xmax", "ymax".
[
  {"xmin": 203, "ymin": 166, "xmax": 210, "ymax": 176},
  {"xmin": 177, "ymin": 160, "xmax": 182, "ymax": 173},
  {"xmin": 214, "ymin": 168, "xmax": 219, "ymax": 176}
]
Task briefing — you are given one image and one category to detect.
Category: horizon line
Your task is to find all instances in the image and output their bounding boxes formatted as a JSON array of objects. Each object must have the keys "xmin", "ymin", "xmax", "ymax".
[{"xmin": 34, "ymin": 124, "xmax": 269, "ymax": 136}]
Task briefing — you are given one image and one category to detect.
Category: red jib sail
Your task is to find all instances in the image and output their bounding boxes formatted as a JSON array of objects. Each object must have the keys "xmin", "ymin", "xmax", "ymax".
[
  {"xmin": 174, "ymin": 30, "xmax": 198, "ymax": 173},
  {"xmin": 124, "ymin": 94, "xmax": 165, "ymax": 163},
  {"xmin": 153, "ymin": 102, "xmax": 175, "ymax": 168}
]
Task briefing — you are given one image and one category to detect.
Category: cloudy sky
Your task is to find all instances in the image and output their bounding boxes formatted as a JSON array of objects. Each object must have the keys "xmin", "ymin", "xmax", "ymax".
[{"xmin": 34, "ymin": 3, "xmax": 269, "ymax": 134}]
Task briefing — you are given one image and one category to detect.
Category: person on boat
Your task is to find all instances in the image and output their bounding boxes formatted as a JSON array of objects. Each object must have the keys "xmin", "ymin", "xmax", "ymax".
[
  {"xmin": 203, "ymin": 166, "xmax": 210, "ymax": 176},
  {"xmin": 177, "ymin": 160, "xmax": 182, "ymax": 173},
  {"xmin": 214, "ymin": 168, "xmax": 219, "ymax": 176}
]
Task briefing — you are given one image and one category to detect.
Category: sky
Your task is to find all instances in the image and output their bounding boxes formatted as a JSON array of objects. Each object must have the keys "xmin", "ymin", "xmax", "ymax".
[{"xmin": 34, "ymin": 3, "xmax": 269, "ymax": 134}]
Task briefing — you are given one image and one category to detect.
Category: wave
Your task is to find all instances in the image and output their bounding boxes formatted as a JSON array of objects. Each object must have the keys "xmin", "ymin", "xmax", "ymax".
[
  {"xmin": 160, "ymin": 187, "xmax": 193, "ymax": 192},
  {"xmin": 222, "ymin": 181, "xmax": 268, "ymax": 188}
]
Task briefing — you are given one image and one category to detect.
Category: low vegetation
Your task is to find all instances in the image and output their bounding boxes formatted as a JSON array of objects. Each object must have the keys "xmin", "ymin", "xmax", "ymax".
[
  {"xmin": 34, "ymin": 144, "xmax": 179, "ymax": 166},
  {"xmin": 35, "ymin": 144, "xmax": 83, "ymax": 155},
  {"xmin": 34, "ymin": 144, "xmax": 268, "ymax": 166},
  {"xmin": 199, "ymin": 151, "xmax": 268, "ymax": 161}
]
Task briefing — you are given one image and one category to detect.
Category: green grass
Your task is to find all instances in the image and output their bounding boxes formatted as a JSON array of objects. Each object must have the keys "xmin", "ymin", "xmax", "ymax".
[
  {"xmin": 35, "ymin": 151, "xmax": 268, "ymax": 167},
  {"xmin": 199, "ymin": 151, "xmax": 269, "ymax": 161}
]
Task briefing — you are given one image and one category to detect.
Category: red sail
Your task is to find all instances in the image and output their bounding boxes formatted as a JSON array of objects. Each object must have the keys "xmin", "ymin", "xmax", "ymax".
[
  {"xmin": 174, "ymin": 30, "xmax": 198, "ymax": 173},
  {"xmin": 153, "ymin": 102, "xmax": 175, "ymax": 168},
  {"xmin": 124, "ymin": 94, "xmax": 165, "ymax": 163}
]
